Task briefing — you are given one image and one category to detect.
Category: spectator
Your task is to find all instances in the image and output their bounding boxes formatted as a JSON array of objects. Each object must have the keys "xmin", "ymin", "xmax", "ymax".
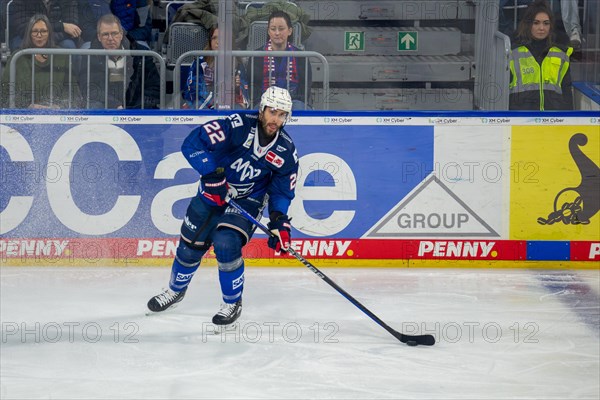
[
  {"xmin": 508, "ymin": 0, "xmax": 573, "ymax": 110},
  {"xmin": 498, "ymin": 0, "xmax": 583, "ymax": 50},
  {"xmin": 47, "ymin": 0, "xmax": 83, "ymax": 48},
  {"xmin": 78, "ymin": 13, "xmax": 159, "ymax": 109},
  {"xmin": 5, "ymin": 0, "xmax": 90, "ymax": 50},
  {"xmin": 498, "ymin": 0, "xmax": 532, "ymax": 37},
  {"xmin": 110, "ymin": 0, "xmax": 153, "ymax": 49},
  {"xmin": 77, "ymin": 0, "xmax": 112, "ymax": 49},
  {"xmin": 182, "ymin": 26, "xmax": 249, "ymax": 109},
  {"xmin": 249, "ymin": 10, "xmax": 311, "ymax": 110},
  {"xmin": 6, "ymin": 0, "xmax": 47, "ymax": 51},
  {"xmin": 559, "ymin": 0, "xmax": 582, "ymax": 49},
  {"xmin": 1, "ymin": 13, "xmax": 80, "ymax": 109}
]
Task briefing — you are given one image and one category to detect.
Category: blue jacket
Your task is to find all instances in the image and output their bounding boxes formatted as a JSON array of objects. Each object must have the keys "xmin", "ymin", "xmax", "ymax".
[
  {"xmin": 183, "ymin": 56, "xmax": 249, "ymax": 109},
  {"xmin": 110, "ymin": 0, "xmax": 152, "ymax": 43}
]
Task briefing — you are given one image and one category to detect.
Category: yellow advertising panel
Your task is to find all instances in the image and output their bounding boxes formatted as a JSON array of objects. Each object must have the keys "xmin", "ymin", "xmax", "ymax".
[{"xmin": 510, "ymin": 125, "xmax": 600, "ymax": 240}]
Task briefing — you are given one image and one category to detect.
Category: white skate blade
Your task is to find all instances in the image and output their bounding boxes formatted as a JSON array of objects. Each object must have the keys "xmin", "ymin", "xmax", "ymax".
[
  {"xmin": 210, "ymin": 322, "xmax": 239, "ymax": 334},
  {"xmin": 144, "ymin": 303, "xmax": 180, "ymax": 317}
]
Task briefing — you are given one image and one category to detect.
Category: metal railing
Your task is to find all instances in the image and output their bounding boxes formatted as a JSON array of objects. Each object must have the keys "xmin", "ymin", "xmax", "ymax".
[
  {"xmin": 4, "ymin": 0, "xmax": 13, "ymax": 48},
  {"xmin": 173, "ymin": 49, "xmax": 330, "ymax": 110},
  {"xmin": 6, "ymin": 48, "xmax": 328, "ymax": 110},
  {"xmin": 164, "ymin": 0, "xmax": 196, "ymax": 30},
  {"xmin": 7, "ymin": 48, "xmax": 166, "ymax": 109},
  {"xmin": 492, "ymin": 31, "xmax": 511, "ymax": 110},
  {"xmin": 501, "ymin": 0, "xmax": 531, "ymax": 31},
  {"xmin": 1, "ymin": 0, "xmax": 14, "ymax": 63}
]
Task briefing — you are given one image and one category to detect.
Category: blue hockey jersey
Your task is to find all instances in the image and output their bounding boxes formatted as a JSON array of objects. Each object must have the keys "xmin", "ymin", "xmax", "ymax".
[{"xmin": 182, "ymin": 112, "xmax": 299, "ymax": 215}]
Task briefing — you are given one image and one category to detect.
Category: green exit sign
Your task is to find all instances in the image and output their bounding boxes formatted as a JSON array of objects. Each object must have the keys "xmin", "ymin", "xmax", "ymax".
[
  {"xmin": 345, "ymin": 31, "xmax": 365, "ymax": 51},
  {"xmin": 398, "ymin": 32, "xmax": 417, "ymax": 51}
]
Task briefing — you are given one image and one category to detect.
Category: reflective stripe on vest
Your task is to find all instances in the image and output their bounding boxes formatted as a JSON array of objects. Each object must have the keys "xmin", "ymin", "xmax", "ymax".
[{"xmin": 509, "ymin": 46, "xmax": 572, "ymax": 109}]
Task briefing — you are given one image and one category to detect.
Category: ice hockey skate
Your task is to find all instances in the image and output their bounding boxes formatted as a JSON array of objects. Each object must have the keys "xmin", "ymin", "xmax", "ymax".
[
  {"xmin": 211, "ymin": 299, "xmax": 242, "ymax": 332},
  {"xmin": 147, "ymin": 287, "xmax": 187, "ymax": 313}
]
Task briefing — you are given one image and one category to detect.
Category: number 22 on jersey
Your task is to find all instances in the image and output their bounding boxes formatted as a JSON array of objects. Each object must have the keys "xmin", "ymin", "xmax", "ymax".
[{"xmin": 203, "ymin": 121, "xmax": 225, "ymax": 145}]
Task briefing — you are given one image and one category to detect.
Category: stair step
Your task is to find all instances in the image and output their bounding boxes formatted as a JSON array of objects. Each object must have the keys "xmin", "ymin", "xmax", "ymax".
[
  {"xmin": 296, "ymin": 0, "xmax": 475, "ymax": 21},
  {"xmin": 312, "ymin": 55, "xmax": 473, "ymax": 82},
  {"xmin": 311, "ymin": 87, "xmax": 474, "ymax": 110},
  {"xmin": 306, "ymin": 27, "xmax": 462, "ymax": 56}
]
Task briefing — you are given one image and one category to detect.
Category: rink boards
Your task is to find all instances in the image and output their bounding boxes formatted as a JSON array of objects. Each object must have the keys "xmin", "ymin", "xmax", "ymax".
[{"xmin": 1, "ymin": 111, "xmax": 598, "ymax": 267}]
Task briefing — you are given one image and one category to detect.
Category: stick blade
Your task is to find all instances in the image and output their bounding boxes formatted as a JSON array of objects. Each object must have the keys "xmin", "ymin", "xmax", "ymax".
[
  {"xmin": 392, "ymin": 330, "xmax": 436, "ymax": 346},
  {"xmin": 404, "ymin": 334, "xmax": 436, "ymax": 346}
]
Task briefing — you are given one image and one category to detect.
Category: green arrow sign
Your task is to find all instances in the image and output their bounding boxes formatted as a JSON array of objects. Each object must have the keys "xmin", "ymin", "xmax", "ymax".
[{"xmin": 398, "ymin": 32, "xmax": 417, "ymax": 51}]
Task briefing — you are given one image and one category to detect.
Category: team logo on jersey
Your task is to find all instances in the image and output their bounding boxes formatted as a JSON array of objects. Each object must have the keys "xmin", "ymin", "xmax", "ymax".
[
  {"xmin": 231, "ymin": 158, "xmax": 261, "ymax": 181},
  {"xmin": 243, "ymin": 132, "xmax": 255, "ymax": 148},
  {"xmin": 276, "ymin": 145, "xmax": 287, "ymax": 152},
  {"xmin": 266, "ymin": 151, "xmax": 285, "ymax": 168}
]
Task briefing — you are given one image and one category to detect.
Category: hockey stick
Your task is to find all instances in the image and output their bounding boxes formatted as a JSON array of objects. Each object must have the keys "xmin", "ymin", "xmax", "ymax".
[{"xmin": 227, "ymin": 199, "xmax": 435, "ymax": 346}]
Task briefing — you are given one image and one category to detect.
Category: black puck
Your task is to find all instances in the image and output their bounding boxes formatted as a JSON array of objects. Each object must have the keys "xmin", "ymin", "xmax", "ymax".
[{"xmin": 406, "ymin": 340, "xmax": 418, "ymax": 346}]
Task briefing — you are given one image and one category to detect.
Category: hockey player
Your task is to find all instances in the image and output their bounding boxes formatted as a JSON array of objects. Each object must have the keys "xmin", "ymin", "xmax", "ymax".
[{"xmin": 147, "ymin": 86, "xmax": 298, "ymax": 329}]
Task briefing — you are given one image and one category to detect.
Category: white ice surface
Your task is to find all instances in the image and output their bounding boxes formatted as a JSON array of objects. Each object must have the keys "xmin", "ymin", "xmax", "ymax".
[{"xmin": 1, "ymin": 266, "xmax": 599, "ymax": 399}]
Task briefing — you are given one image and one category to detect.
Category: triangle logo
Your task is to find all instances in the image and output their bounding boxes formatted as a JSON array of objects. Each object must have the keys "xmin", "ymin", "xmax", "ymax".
[{"xmin": 364, "ymin": 174, "xmax": 499, "ymax": 238}]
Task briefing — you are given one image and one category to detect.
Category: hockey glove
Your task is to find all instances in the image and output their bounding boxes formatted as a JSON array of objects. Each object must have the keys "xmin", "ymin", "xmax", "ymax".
[
  {"xmin": 200, "ymin": 168, "xmax": 229, "ymax": 207},
  {"xmin": 267, "ymin": 213, "xmax": 292, "ymax": 252}
]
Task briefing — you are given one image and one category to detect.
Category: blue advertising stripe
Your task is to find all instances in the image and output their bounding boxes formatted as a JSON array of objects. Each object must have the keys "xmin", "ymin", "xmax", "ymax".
[
  {"xmin": 0, "ymin": 121, "xmax": 433, "ymax": 239},
  {"xmin": 527, "ymin": 241, "xmax": 570, "ymax": 261}
]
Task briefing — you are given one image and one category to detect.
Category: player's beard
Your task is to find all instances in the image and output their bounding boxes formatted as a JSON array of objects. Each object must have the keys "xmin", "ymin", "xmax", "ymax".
[
  {"xmin": 261, "ymin": 112, "xmax": 281, "ymax": 132},
  {"xmin": 258, "ymin": 117, "xmax": 279, "ymax": 146}
]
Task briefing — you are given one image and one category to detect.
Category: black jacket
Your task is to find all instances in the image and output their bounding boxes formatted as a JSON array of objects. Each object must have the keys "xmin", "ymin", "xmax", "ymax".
[
  {"xmin": 79, "ymin": 37, "xmax": 161, "ymax": 109},
  {"xmin": 76, "ymin": 0, "xmax": 112, "ymax": 43},
  {"xmin": 47, "ymin": 0, "xmax": 80, "ymax": 44}
]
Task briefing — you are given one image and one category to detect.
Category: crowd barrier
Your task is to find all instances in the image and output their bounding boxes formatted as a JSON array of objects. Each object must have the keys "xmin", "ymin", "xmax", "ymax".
[
  {"xmin": 173, "ymin": 50, "xmax": 329, "ymax": 109},
  {"xmin": 6, "ymin": 48, "xmax": 167, "ymax": 109},
  {"xmin": 0, "ymin": 109, "xmax": 598, "ymax": 267},
  {"xmin": 4, "ymin": 48, "xmax": 328, "ymax": 110}
]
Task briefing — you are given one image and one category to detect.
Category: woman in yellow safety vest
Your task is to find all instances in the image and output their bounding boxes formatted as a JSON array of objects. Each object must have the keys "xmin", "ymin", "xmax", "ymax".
[{"xmin": 508, "ymin": 0, "xmax": 573, "ymax": 110}]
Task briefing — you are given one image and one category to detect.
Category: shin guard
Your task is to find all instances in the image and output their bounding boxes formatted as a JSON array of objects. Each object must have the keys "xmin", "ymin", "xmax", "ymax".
[
  {"xmin": 218, "ymin": 259, "xmax": 244, "ymax": 303},
  {"xmin": 168, "ymin": 241, "xmax": 205, "ymax": 292},
  {"xmin": 169, "ymin": 258, "xmax": 199, "ymax": 292}
]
